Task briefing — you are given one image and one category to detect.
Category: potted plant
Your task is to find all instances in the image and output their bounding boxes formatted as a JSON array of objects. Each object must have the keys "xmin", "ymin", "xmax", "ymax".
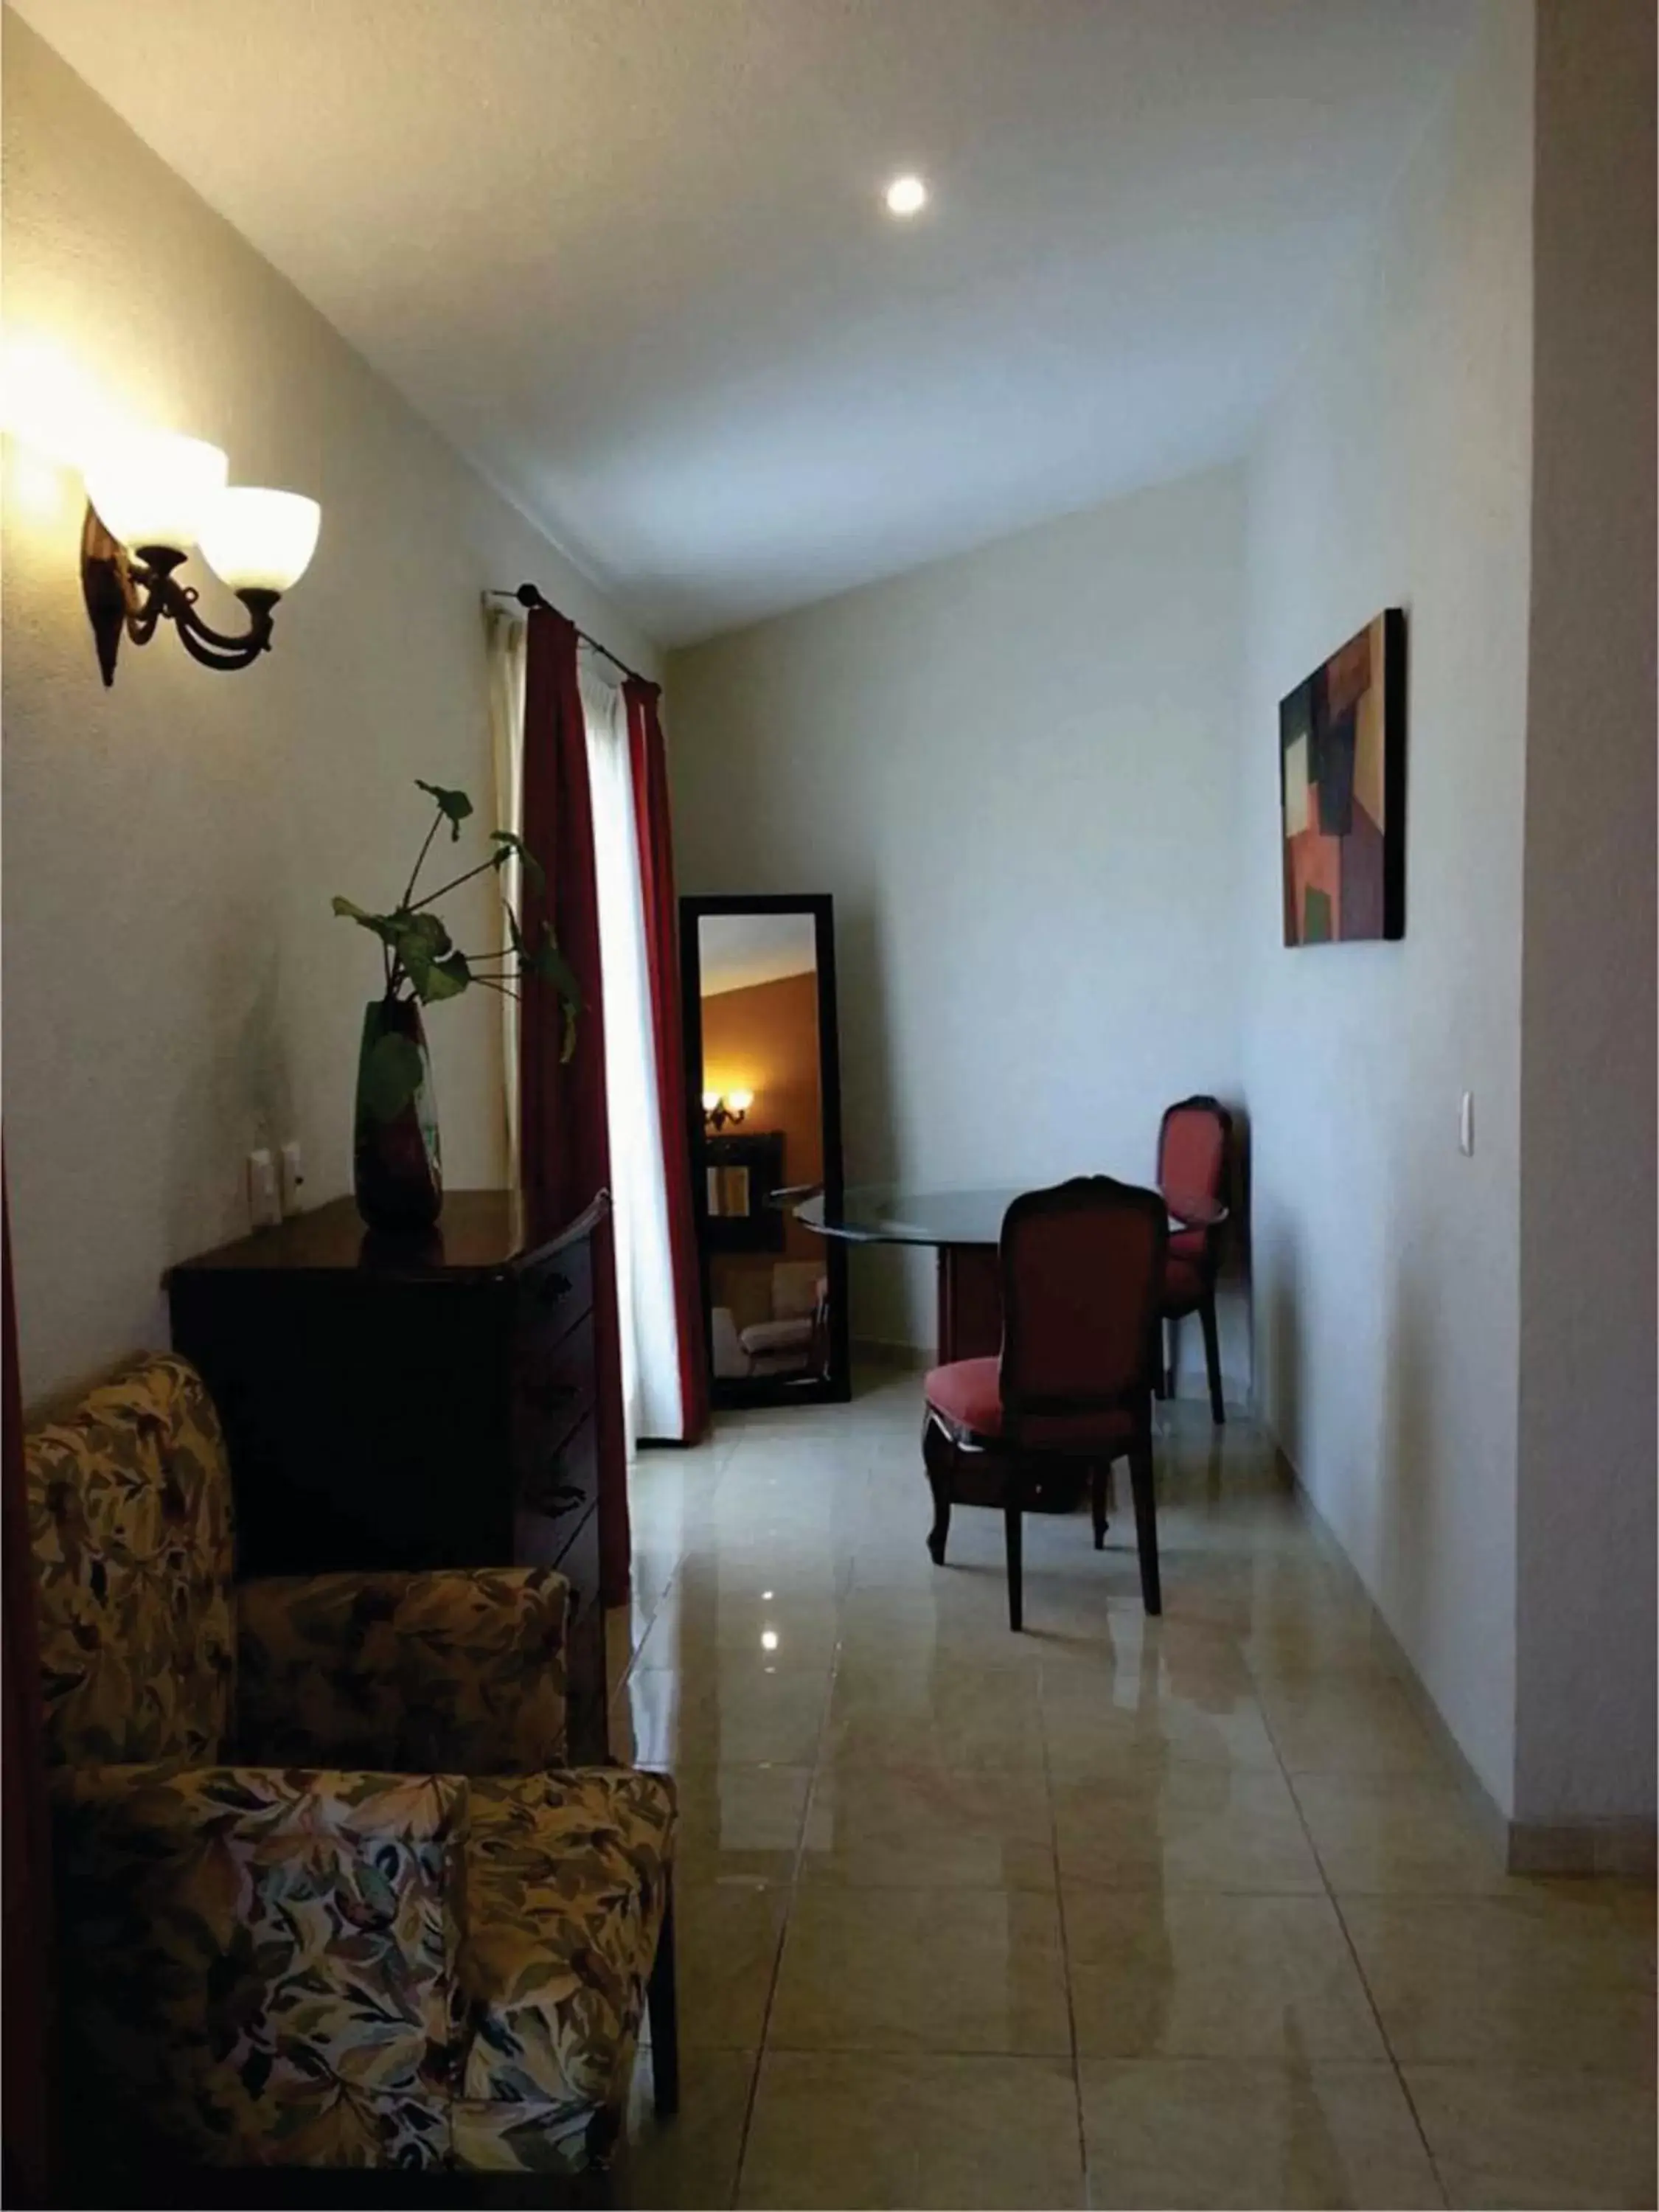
[{"xmin": 333, "ymin": 780, "xmax": 579, "ymax": 1234}]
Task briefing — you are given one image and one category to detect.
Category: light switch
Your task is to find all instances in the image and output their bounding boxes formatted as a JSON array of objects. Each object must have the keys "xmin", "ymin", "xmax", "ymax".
[{"xmin": 1458, "ymin": 1091, "xmax": 1475, "ymax": 1156}]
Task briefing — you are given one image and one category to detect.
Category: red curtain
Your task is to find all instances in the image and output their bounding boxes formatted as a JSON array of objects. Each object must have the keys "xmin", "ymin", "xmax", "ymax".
[
  {"xmin": 520, "ymin": 607, "xmax": 631, "ymax": 1605},
  {"xmin": 3, "ymin": 1177, "xmax": 51, "ymax": 2207},
  {"xmin": 625, "ymin": 678, "xmax": 710, "ymax": 1446}
]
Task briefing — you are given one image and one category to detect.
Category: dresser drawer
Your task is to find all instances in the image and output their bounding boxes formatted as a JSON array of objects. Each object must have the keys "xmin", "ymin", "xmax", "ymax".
[
  {"xmin": 558, "ymin": 1502, "xmax": 606, "ymax": 1761},
  {"xmin": 512, "ymin": 1307, "xmax": 594, "ymax": 1474},
  {"xmin": 516, "ymin": 1238, "xmax": 594, "ymax": 1356},
  {"xmin": 515, "ymin": 1408, "xmax": 598, "ymax": 1554}
]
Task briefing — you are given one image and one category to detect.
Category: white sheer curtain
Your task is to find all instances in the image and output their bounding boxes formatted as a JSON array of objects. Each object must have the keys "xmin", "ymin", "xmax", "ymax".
[
  {"xmin": 579, "ymin": 664, "xmax": 686, "ymax": 1450},
  {"xmin": 484, "ymin": 604, "xmax": 526, "ymax": 1187}
]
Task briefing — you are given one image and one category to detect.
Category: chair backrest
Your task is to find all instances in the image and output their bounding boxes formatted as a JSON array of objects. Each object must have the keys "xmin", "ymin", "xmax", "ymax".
[
  {"xmin": 25, "ymin": 1353, "xmax": 235, "ymax": 1768},
  {"xmin": 998, "ymin": 1177, "xmax": 1168, "ymax": 1415},
  {"xmin": 1157, "ymin": 1096, "xmax": 1232, "ymax": 1208}
]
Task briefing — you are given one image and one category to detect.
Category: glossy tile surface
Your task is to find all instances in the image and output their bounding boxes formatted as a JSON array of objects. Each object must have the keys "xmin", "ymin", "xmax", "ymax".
[
  {"xmin": 769, "ymin": 1884, "xmax": 1071, "ymax": 2054},
  {"xmin": 1064, "ymin": 1887, "xmax": 1388, "ymax": 2060},
  {"xmin": 609, "ymin": 1371, "xmax": 1655, "ymax": 2208},
  {"xmin": 1403, "ymin": 2064, "xmax": 1659, "ymax": 2210},
  {"xmin": 1340, "ymin": 1887, "xmax": 1657, "ymax": 2068},
  {"xmin": 740, "ymin": 2051, "xmax": 1085, "ymax": 2208},
  {"xmin": 1080, "ymin": 2059, "xmax": 1443, "ymax": 2209}
]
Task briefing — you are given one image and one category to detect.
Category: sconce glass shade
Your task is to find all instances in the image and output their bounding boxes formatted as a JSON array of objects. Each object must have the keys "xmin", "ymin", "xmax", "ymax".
[
  {"xmin": 198, "ymin": 486, "xmax": 321, "ymax": 595},
  {"xmin": 84, "ymin": 430, "xmax": 227, "ymax": 554},
  {"xmin": 701, "ymin": 1091, "xmax": 720, "ymax": 1113},
  {"xmin": 728, "ymin": 1088, "xmax": 754, "ymax": 1113}
]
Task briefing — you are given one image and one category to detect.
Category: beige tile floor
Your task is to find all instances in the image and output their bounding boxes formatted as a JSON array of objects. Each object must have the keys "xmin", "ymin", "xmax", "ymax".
[{"xmin": 608, "ymin": 1371, "xmax": 1655, "ymax": 2211}]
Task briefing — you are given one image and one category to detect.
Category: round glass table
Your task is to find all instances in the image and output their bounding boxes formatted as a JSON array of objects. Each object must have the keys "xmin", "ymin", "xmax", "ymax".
[
  {"xmin": 795, "ymin": 1183, "xmax": 1224, "ymax": 1248},
  {"xmin": 794, "ymin": 1180, "xmax": 1226, "ymax": 1513}
]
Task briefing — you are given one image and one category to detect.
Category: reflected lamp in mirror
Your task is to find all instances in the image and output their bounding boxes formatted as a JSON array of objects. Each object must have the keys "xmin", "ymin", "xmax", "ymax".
[
  {"xmin": 80, "ymin": 426, "xmax": 320, "ymax": 685},
  {"xmin": 703, "ymin": 1087, "xmax": 753, "ymax": 1133}
]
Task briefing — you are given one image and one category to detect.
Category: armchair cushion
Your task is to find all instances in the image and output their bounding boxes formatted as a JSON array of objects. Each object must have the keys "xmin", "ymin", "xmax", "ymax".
[
  {"xmin": 738, "ymin": 1315, "xmax": 815, "ymax": 1357},
  {"xmin": 54, "ymin": 1761, "xmax": 466, "ymax": 2169},
  {"xmin": 455, "ymin": 1768, "xmax": 676, "ymax": 2166},
  {"xmin": 237, "ymin": 1568, "xmax": 569, "ymax": 1775},
  {"xmin": 30, "ymin": 1354, "xmax": 676, "ymax": 2180},
  {"xmin": 27, "ymin": 1354, "xmax": 234, "ymax": 1767}
]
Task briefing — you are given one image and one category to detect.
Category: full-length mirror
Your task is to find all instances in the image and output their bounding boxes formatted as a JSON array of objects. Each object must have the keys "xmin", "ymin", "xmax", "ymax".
[{"xmin": 681, "ymin": 894, "xmax": 850, "ymax": 1406}]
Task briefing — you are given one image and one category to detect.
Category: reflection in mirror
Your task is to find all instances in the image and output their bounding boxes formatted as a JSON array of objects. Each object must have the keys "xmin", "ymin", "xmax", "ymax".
[
  {"xmin": 683, "ymin": 897, "xmax": 849, "ymax": 1407},
  {"xmin": 707, "ymin": 1165, "xmax": 752, "ymax": 1217}
]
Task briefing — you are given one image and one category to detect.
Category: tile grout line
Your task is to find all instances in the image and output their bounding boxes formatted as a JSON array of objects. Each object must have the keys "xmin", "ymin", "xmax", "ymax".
[
  {"xmin": 1262, "ymin": 1711, "xmax": 1451, "ymax": 2209},
  {"xmin": 724, "ymin": 1582, "xmax": 848, "ymax": 2210},
  {"xmin": 1039, "ymin": 1655, "xmax": 1093, "ymax": 2207}
]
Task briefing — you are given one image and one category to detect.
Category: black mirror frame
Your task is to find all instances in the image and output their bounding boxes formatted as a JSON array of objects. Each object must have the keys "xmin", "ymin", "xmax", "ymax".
[{"xmin": 679, "ymin": 892, "xmax": 852, "ymax": 1408}]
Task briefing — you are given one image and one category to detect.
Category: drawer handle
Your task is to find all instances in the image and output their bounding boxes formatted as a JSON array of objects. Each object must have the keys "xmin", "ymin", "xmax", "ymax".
[
  {"xmin": 523, "ymin": 1380, "xmax": 580, "ymax": 1414},
  {"xmin": 523, "ymin": 1480, "xmax": 585, "ymax": 1518}
]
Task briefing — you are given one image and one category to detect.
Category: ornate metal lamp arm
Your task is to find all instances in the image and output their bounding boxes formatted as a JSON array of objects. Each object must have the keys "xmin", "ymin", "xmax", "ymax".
[{"xmin": 81, "ymin": 507, "xmax": 277, "ymax": 685}]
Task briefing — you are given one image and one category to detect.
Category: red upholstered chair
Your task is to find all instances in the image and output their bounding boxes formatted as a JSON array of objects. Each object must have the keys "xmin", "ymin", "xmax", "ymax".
[
  {"xmin": 1157, "ymin": 1095, "xmax": 1234, "ymax": 1425},
  {"xmin": 922, "ymin": 1177, "xmax": 1168, "ymax": 1630}
]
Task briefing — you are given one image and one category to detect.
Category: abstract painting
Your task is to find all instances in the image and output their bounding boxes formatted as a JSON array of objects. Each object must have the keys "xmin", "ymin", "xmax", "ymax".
[{"xmin": 1280, "ymin": 609, "xmax": 1406, "ymax": 945}]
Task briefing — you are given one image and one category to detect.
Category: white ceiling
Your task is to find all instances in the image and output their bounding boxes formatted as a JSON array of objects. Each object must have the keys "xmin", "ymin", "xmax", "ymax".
[
  {"xmin": 699, "ymin": 912, "xmax": 818, "ymax": 998},
  {"xmin": 15, "ymin": 0, "xmax": 1472, "ymax": 645}
]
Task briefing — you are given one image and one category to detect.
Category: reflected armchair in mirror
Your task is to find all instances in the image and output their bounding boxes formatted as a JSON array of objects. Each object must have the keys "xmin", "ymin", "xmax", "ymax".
[{"xmin": 681, "ymin": 894, "xmax": 850, "ymax": 1407}]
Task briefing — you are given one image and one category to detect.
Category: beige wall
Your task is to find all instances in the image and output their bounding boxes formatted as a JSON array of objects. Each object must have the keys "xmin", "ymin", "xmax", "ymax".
[
  {"xmin": 668, "ymin": 463, "xmax": 1250, "ymax": 1386},
  {"xmin": 1514, "ymin": 0, "xmax": 1656, "ymax": 1831},
  {"xmin": 1, "ymin": 18, "xmax": 658, "ymax": 1405},
  {"xmin": 1239, "ymin": 0, "xmax": 1534, "ymax": 1813}
]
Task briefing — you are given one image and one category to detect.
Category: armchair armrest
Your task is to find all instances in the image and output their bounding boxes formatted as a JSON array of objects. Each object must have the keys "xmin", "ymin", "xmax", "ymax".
[
  {"xmin": 238, "ymin": 1567, "xmax": 570, "ymax": 1774},
  {"xmin": 52, "ymin": 1761, "xmax": 465, "ymax": 2169}
]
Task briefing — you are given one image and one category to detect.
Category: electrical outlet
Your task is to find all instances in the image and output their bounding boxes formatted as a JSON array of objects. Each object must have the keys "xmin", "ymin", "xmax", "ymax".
[
  {"xmin": 279, "ymin": 1140, "xmax": 305, "ymax": 1216},
  {"xmin": 1458, "ymin": 1091, "xmax": 1475, "ymax": 1156},
  {"xmin": 248, "ymin": 1147, "xmax": 281, "ymax": 1228}
]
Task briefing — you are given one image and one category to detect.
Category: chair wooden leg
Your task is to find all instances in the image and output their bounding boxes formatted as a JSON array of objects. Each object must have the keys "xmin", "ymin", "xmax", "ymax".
[
  {"xmin": 1128, "ymin": 1442, "xmax": 1161, "ymax": 1616},
  {"xmin": 646, "ymin": 1874, "xmax": 679, "ymax": 2118},
  {"xmin": 1003, "ymin": 1500, "xmax": 1024, "ymax": 1631},
  {"xmin": 925, "ymin": 1471, "xmax": 953, "ymax": 1565},
  {"xmin": 1200, "ymin": 1293, "xmax": 1225, "ymax": 1425},
  {"xmin": 1153, "ymin": 1318, "xmax": 1169, "ymax": 1400},
  {"xmin": 1163, "ymin": 1314, "xmax": 1178, "ymax": 1399},
  {"xmin": 922, "ymin": 1414, "xmax": 953, "ymax": 1565},
  {"xmin": 1090, "ymin": 1463, "xmax": 1109, "ymax": 1551}
]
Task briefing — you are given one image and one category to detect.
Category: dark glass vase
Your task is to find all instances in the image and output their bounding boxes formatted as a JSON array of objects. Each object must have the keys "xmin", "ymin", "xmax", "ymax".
[{"xmin": 353, "ymin": 996, "xmax": 442, "ymax": 1234}]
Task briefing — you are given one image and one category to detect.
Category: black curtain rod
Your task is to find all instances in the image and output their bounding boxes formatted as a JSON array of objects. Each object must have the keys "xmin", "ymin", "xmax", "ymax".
[{"xmin": 486, "ymin": 584, "xmax": 653, "ymax": 692}]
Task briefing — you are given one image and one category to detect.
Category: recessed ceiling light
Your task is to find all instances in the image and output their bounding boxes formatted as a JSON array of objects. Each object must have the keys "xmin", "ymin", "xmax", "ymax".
[{"xmin": 885, "ymin": 173, "xmax": 928, "ymax": 218}]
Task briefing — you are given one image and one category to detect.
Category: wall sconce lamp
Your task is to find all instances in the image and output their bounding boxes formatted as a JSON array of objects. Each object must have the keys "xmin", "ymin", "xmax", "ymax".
[
  {"xmin": 80, "ymin": 429, "xmax": 320, "ymax": 685},
  {"xmin": 703, "ymin": 1088, "xmax": 753, "ymax": 1133}
]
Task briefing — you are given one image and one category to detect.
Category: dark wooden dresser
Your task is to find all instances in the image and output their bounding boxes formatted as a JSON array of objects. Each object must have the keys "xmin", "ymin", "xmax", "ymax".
[{"xmin": 167, "ymin": 1189, "xmax": 610, "ymax": 1759}]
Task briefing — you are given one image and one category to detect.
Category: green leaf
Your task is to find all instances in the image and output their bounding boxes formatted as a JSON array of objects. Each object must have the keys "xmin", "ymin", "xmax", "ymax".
[
  {"xmin": 417, "ymin": 950, "xmax": 471, "ymax": 1004},
  {"xmin": 415, "ymin": 780, "xmax": 474, "ymax": 840},
  {"xmin": 526, "ymin": 921, "xmax": 582, "ymax": 1008},
  {"xmin": 332, "ymin": 895, "xmax": 403, "ymax": 950},
  {"xmin": 490, "ymin": 830, "xmax": 546, "ymax": 897},
  {"xmin": 361, "ymin": 1031, "xmax": 424, "ymax": 1123},
  {"xmin": 389, "ymin": 910, "xmax": 456, "ymax": 1000}
]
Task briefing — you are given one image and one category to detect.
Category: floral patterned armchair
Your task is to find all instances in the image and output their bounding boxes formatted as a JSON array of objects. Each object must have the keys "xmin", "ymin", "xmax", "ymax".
[{"xmin": 26, "ymin": 1352, "xmax": 677, "ymax": 2183}]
